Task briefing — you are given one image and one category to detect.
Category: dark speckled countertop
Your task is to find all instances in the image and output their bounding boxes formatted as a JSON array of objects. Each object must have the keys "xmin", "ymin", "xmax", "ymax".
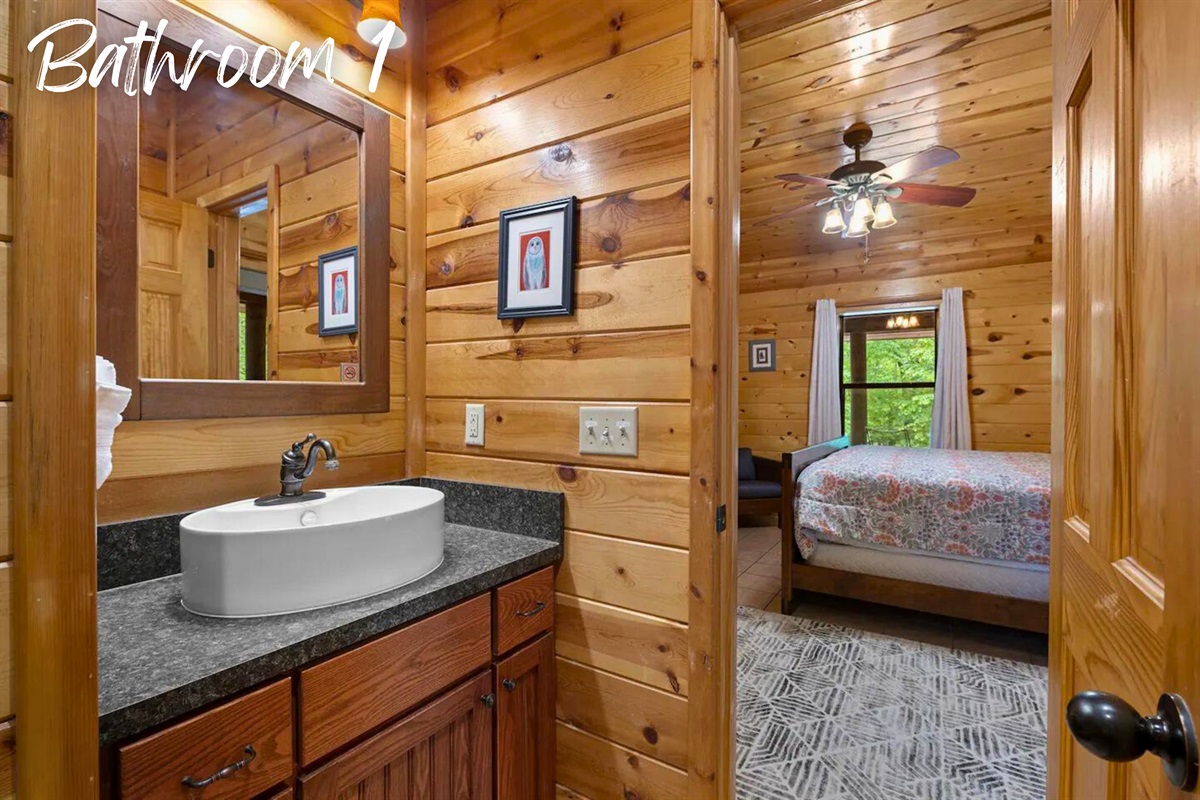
[{"xmin": 98, "ymin": 522, "xmax": 560, "ymax": 745}]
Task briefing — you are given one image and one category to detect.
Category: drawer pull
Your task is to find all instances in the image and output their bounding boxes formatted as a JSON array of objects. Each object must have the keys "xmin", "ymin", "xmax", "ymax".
[
  {"xmin": 181, "ymin": 744, "xmax": 257, "ymax": 788},
  {"xmin": 502, "ymin": 678, "xmax": 518, "ymax": 692},
  {"xmin": 515, "ymin": 601, "xmax": 546, "ymax": 618}
]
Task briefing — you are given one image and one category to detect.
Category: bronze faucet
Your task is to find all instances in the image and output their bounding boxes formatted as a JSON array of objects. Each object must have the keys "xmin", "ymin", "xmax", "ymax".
[{"xmin": 255, "ymin": 433, "xmax": 340, "ymax": 506}]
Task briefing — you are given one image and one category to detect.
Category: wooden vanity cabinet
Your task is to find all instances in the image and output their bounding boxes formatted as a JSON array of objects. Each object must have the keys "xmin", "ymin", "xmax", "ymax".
[
  {"xmin": 496, "ymin": 633, "xmax": 556, "ymax": 800},
  {"xmin": 110, "ymin": 568, "xmax": 556, "ymax": 800}
]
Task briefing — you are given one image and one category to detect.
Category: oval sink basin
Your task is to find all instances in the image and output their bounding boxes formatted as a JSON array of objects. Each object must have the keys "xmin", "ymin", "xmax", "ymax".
[{"xmin": 180, "ymin": 486, "xmax": 444, "ymax": 618}]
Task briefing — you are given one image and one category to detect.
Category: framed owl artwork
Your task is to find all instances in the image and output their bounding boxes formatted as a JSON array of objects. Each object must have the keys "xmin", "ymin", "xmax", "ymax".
[
  {"xmin": 497, "ymin": 196, "xmax": 578, "ymax": 319},
  {"xmin": 317, "ymin": 246, "xmax": 359, "ymax": 337}
]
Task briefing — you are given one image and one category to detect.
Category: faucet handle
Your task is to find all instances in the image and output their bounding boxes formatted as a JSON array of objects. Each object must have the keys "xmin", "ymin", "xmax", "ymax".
[{"xmin": 290, "ymin": 433, "xmax": 317, "ymax": 453}]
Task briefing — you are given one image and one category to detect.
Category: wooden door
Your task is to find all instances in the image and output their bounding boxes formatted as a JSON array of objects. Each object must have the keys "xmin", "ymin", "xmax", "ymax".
[
  {"xmin": 137, "ymin": 191, "xmax": 209, "ymax": 378},
  {"xmin": 496, "ymin": 633, "xmax": 555, "ymax": 800},
  {"xmin": 298, "ymin": 672, "xmax": 493, "ymax": 799},
  {"xmin": 1050, "ymin": 0, "xmax": 1200, "ymax": 797}
]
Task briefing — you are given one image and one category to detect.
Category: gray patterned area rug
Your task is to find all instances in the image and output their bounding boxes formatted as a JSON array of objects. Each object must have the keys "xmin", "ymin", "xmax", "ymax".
[{"xmin": 736, "ymin": 607, "xmax": 1047, "ymax": 800}]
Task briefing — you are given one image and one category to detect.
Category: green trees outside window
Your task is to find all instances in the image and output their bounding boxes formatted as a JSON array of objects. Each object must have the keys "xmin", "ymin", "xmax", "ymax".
[{"xmin": 841, "ymin": 311, "xmax": 937, "ymax": 447}]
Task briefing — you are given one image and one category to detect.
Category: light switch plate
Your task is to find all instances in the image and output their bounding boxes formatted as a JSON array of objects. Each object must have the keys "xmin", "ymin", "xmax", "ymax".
[
  {"xmin": 465, "ymin": 403, "xmax": 485, "ymax": 446},
  {"xmin": 579, "ymin": 406, "xmax": 638, "ymax": 457}
]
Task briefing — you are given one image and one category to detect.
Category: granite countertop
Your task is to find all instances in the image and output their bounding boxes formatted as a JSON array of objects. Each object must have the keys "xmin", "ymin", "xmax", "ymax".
[{"xmin": 98, "ymin": 523, "xmax": 560, "ymax": 745}]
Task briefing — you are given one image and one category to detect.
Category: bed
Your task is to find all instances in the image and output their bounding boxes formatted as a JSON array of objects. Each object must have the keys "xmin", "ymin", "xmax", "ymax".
[{"xmin": 779, "ymin": 437, "xmax": 1051, "ymax": 632}]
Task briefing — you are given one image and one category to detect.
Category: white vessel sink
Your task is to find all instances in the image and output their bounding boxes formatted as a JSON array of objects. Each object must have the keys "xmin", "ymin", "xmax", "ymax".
[{"xmin": 180, "ymin": 486, "xmax": 445, "ymax": 618}]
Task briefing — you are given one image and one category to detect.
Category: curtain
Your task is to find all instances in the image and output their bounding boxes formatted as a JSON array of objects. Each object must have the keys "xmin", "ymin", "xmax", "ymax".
[
  {"xmin": 931, "ymin": 287, "xmax": 972, "ymax": 449},
  {"xmin": 807, "ymin": 298, "xmax": 843, "ymax": 444}
]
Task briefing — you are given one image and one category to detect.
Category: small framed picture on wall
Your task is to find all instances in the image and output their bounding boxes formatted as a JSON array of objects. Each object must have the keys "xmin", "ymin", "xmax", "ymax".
[
  {"xmin": 497, "ymin": 197, "xmax": 577, "ymax": 319},
  {"xmin": 317, "ymin": 246, "xmax": 358, "ymax": 337},
  {"xmin": 749, "ymin": 339, "xmax": 776, "ymax": 372}
]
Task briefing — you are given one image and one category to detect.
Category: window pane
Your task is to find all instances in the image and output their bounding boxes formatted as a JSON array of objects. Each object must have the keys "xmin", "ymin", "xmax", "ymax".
[
  {"xmin": 842, "ymin": 334, "xmax": 851, "ymax": 383},
  {"xmin": 860, "ymin": 387, "xmax": 935, "ymax": 447},
  {"xmin": 863, "ymin": 333, "xmax": 935, "ymax": 383}
]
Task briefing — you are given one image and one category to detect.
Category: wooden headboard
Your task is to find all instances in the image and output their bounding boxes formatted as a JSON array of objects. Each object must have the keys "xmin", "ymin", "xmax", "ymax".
[{"xmin": 782, "ymin": 436, "xmax": 851, "ymax": 487}]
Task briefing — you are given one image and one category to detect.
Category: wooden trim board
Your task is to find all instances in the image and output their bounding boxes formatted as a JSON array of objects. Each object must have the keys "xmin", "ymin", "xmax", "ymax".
[
  {"xmin": 689, "ymin": 2, "xmax": 738, "ymax": 797},
  {"xmin": 13, "ymin": 0, "xmax": 100, "ymax": 794}
]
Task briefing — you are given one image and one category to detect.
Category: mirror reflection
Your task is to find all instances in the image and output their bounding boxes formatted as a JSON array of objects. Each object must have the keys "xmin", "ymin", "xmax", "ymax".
[{"xmin": 137, "ymin": 62, "xmax": 361, "ymax": 382}]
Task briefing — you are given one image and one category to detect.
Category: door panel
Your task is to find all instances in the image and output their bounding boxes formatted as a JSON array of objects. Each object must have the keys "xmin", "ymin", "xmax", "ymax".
[
  {"xmin": 298, "ymin": 672, "xmax": 493, "ymax": 799},
  {"xmin": 496, "ymin": 633, "xmax": 555, "ymax": 800},
  {"xmin": 137, "ymin": 191, "xmax": 209, "ymax": 378},
  {"xmin": 1051, "ymin": 0, "xmax": 1199, "ymax": 797}
]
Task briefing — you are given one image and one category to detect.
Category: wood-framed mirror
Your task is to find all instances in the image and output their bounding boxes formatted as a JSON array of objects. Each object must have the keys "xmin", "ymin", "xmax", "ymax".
[{"xmin": 96, "ymin": 0, "xmax": 391, "ymax": 420}]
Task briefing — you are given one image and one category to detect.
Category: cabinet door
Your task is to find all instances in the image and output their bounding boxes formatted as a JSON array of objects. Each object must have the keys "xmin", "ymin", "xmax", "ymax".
[
  {"xmin": 496, "ymin": 633, "xmax": 555, "ymax": 800},
  {"xmin": 299, "ymin": 672, "xmax": 493, "ymax": 800}
]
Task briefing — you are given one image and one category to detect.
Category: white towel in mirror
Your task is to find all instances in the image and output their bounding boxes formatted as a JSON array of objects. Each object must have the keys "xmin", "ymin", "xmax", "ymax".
[{"xmin": 96, "ymin": 356, "xmax": 132, "ymax": 489}]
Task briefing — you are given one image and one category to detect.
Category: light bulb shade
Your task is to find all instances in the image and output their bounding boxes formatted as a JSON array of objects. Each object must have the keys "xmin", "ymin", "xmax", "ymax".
[
  {"xmin": 359, "ymin": 0, "xmax": 406, "ymax": 48},
  {"xmin": 852, "ymin": 195, "xmax": 875, "ymax": 223},
  {"xmin": 845, "ymin": 210, "xmax": 869, "ymax": 238},
  {"xmin": 872, "ymin": 198, "xmax": 897, "ymax": 229},
  {"xmin": 822, "ymin": 207, "xmax": 846, "ymax": 234}
]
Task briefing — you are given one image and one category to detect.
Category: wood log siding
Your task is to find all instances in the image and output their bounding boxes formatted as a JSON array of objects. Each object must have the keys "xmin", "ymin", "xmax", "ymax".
[
  {"xmin": 423, "ymin": 1, "xmax": 696, "ymax": 795},
  {"xmin": 737, "ymin": 0, "xmax": 1052, "ymax": 459},
  {"xmin": 100, "ymin": 3, "xmax": 412, "ymax": 524}
]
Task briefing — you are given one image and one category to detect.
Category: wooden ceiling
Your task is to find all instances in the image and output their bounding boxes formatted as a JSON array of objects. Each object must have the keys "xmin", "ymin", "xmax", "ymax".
[{"xmin": 737, "ymin": 0, "xmax": 1052, "ymax": 294}]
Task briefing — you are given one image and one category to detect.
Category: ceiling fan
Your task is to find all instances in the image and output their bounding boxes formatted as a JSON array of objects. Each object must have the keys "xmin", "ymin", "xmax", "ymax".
[{"xmin": 773, "ymin": 122, "xmax": 977, "ymax": 238}]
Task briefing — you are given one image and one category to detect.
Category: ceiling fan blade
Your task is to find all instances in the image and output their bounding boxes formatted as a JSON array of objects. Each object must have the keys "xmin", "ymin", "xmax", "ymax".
[
  {"xmin": 891, "ymin": 182, "xmax": 977, "ymax": 207},
  {"xmin": 776, "ymin": 173, "xmax": 840, "ymax": 187},
  {"xmin": 872, "ymin": 145, "xmax": 960, "ymax": 184},
  {"xmin": 752, "ymin": 196, "xmax": 831, "ymax": 227}
]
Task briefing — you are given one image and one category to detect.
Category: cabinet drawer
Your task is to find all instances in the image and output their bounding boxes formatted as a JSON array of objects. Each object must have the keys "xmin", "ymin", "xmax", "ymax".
[
  {"xmin": 119, "ymin": 679, "xmax": 293, "ymax": 800},
  {"xmin": 493, "ymin": 567, "xmax": 554, "ymax": 655},
  {"xmin": 299, "ymin": 593, "xmax": 492, "ymax": 765}
]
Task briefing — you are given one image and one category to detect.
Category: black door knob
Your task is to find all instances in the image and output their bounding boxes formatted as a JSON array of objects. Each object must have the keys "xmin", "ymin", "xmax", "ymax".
[{"xmin": 1066, "ymin": 691, "xmax": 1198, "ymax": 791}]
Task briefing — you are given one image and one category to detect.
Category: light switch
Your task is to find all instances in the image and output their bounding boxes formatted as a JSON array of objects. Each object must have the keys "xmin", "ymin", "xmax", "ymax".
[
  {"xmin": 465, "ymin": 403, "xmax": 485, "ymax": 446},
  {"xmin": 579, "ymin": 406, "xmax": 638, "ymax": 456}
]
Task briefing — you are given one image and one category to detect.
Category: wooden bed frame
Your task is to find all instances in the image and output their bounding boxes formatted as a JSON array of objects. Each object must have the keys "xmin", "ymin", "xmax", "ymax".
[{"xmin": 780, "ymin": 438, "xmax": 1050, "ymax": 634}]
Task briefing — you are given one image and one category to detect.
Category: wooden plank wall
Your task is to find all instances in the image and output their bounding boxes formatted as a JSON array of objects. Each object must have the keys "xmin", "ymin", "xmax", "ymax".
[
  {"xmin": 421, "ymin": 1, "xmax": 697, "ymax": 795},
  {"xmin": 99, "ymin": 0, "xmax": 411, "ymax": 522},
  {"xmin": 0, "ymin": 0, "xmax": 13, "ymax": 789},
  {"xmin": 737, "ymin": 0, "xmax": 1052, "ymax": 459}
]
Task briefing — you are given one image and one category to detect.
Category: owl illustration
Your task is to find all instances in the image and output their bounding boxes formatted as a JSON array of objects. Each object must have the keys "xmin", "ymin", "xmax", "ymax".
[
  {"xmin": 522, "ymin": 236, "xmax": 547, "ymax": 291},
  {"xmin": 333, "ymin": 273, "xmax": 348, "ymax": 315}
]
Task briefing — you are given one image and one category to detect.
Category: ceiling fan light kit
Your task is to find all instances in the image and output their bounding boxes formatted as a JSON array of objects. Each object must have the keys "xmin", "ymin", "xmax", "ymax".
[
  {"xmin": 774, "ymin": 122, "xmax": 978, "ymax": 254},
  {"xmin": 822, "ymin": 207, "xmax": 846, "ymax": 235},
  {"xmin": 844, "ymin": 211, "xmax": 870, "ymax": 239},
  {"xmin": 872, "ymin": 198, "xmax": 897, "ymax": 229}
]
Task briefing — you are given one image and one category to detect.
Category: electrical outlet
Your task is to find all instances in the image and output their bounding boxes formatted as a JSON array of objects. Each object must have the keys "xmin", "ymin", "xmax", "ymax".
[
  {"xmin": 579, "ymin": 406, "xmax": 638, "ymax": 456},
  {"xmin": 465, "ymin": 403, "xmax": 485, "ymax": 446}
]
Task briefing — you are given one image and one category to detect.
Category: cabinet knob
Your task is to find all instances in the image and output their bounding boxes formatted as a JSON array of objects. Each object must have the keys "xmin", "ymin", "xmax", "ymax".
[
  {"xmin": 502, "ymin": 678, "xmax": 518, "ymax": 692},
  {"xmin": 480, "ymin": 693, "xmax": 495, "ymax": 708},
  {"xmin": 1067, "ymin": 691, "xmax": 1198, "ymax": 791}
]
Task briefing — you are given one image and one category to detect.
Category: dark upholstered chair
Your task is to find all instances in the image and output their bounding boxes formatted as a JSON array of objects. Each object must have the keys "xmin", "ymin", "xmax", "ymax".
[{"xmin": 738, "ymin": 447, "xmax": 783, "ymax": 523}]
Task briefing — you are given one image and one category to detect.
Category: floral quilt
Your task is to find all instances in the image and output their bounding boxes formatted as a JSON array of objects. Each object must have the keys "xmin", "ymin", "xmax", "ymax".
[{"xmin": 794, "ymin": 446, "xmax": 1051, "ymax": 565}]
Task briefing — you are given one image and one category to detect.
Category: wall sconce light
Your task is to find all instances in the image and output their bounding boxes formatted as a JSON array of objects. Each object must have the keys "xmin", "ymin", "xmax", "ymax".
[{"xmin": 358, "ymin": 0, "xmax": 407, "ymax": 49}]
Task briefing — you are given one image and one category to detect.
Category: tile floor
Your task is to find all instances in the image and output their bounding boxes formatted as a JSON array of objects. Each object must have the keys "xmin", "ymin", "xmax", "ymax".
[
  {"xmin": 735, "ymin": 523, "xmax": 1049, "ymax": 666},
  {"xmin": 736, "ymin": 525, "xmax": 784, "ymax": 611}
]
